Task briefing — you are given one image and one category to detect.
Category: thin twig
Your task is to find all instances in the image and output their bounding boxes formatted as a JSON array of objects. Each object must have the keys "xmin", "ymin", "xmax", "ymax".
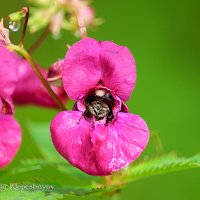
[
  {"xmin": 28, "ymin": 26, "xmax": 49, "ymax": 54},
  {"xmin": 19, "ymin": 7, "xmax": 29, "ymax": 48},
  {"xmin": 9, "ymin": 44, "xmax": 66, "ymax": 111}
]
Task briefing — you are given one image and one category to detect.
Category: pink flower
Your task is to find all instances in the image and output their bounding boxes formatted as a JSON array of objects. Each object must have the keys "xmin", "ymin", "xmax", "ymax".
[
  {"xmin": 0, "ymin": 42, "xmax": 22, "ymax": 169},
  {"xmin": 12, "ymin": 59, "xmax": 67, "ymax": 108},
  {"xmin": 51, "ymin": 38, "xmax": 149, "ymax": 176},
  {"xmin": 0, "ymin": 98, "xmax": 21, "ymax": 169},
  {"xmin": 0, "ymin": 39, "xmax": 66, "ymax": 109}
]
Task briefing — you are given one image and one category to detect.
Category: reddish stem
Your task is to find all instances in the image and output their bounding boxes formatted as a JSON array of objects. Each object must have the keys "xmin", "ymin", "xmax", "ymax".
[
  {"xmin": 19, "ymin": 7, "xmax": 29, "ymax": 48},
  {"xmin": 28, "ymin": 26, "xmax": 49, "ymax": 54}
]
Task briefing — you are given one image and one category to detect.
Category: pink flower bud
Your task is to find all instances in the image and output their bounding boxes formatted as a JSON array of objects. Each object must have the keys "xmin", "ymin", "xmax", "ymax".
[
  {"xmin": 12, "ymin": 59, "xmax": 67, "ymax": 109},
  {"xmin": 77, "ymin": 5, "xmax": 94, "ymax": 27}
]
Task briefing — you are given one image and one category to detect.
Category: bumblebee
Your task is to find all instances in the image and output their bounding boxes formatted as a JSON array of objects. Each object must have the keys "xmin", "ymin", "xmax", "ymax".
[{"xmin": 84, "ymin": 90, "xmax": 115, "ymax": 123}]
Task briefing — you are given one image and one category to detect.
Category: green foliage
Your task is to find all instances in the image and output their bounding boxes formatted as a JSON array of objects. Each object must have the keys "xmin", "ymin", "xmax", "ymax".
[
  {"xmin": 1, "ymin": 153, "xmax": 200, "ymax": 198},
  {"xmin": 0, "ymin": 190, "xmax": 63, "ymax": 200},
  {"xmin": 123, "ymin": 153, "xmax": 200, "ymax": 183},
  {"xmin": 0, "ymin": 185, "xmax": 123, "ymax": 199},
  {"xmin": 27, "ymin": 122, "xmax": 63, "ymax": 161},
  {"xmin": 8, "ymin": 9, "xmax": 26, "ymax": 22},
  {"xmin": 0, "ymin": 122, "xmax": 200, "ymax": 198}
]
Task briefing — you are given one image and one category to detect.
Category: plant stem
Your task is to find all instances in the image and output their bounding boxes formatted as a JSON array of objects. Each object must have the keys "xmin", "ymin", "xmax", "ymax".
[
  {"xmin": 19, "ymin": 7, "xmax": 29, "ymax": 48},
  {"xmin": 151, "ymin": 131, "xmax": 163, "ymax": 155},
  {"xmin": 10, "ymin": 44, "xmax": 66, "ymax": 111},
  {"xmin": 101, "ymin": 176, "xmax": 112, "ymax": 185},
  {"xmin": 28, "ymin": 26, "xmax": 49, "ymax": 54}
]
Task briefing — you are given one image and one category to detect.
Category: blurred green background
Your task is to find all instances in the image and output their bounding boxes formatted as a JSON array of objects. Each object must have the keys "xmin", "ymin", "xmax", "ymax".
[{"xmin": 1, "ymin": 0, "xmax": 200, "ymax": 199}]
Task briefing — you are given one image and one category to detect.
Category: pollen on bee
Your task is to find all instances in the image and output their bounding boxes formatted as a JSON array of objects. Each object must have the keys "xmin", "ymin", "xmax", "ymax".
[{"xmin": 95, "ymin": 89, "xmax": 106, "ymax": 97}]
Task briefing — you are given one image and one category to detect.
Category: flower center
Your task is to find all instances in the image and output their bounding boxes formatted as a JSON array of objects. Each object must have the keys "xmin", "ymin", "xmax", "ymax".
[{"xmin": 84, "ymin": 90, "xmax": 114, "ymax": 122}]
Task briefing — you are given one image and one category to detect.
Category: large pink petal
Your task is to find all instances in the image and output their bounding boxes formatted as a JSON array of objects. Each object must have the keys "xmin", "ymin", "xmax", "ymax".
[
  {"xmin": 0, "ymin": 45, "xmax": 19, "ymax": 98},
  {"xmin": 62, "ymin": 38, "xmax": 101, "ymax": 100},
  {"xmin": 91, "ymin": 113, "xmax": 149, "ymax": 174},
  {"xmin": 62, "ymin": 38, "xmax": 136, "ymax": 101},
  {"xmin": 0, "ymin": 115, "xmax": 22, "ymax": 169},
  {"xmin": 100, "ymin": 41, "xmax": 136, "ymax": 101},
  {"xmin": 51, "ymin": 111, "xmax": 149, "ymax": 176},
  {"xmin": 51, "ymin": 111, "xmax": 101, "ymax": 175}
]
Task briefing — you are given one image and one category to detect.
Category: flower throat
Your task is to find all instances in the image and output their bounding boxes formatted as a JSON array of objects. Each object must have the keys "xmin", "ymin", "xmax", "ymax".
[{"xmin": 84, "ymin": 90, "xmax": 114, "ymax": 123}]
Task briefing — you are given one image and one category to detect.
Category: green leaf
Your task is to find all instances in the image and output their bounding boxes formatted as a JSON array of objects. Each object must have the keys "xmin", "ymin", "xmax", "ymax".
[
  {"xmin": 123, "ymin": 153, "xmax": 200, "ymax": 183},
  {"xmin": 50, "ymin": 184, "xmax": 123, "ymax": 197},
  {"xmin": 0, "ymin": 159, "xmax": 94, "ymax": 182},
  {"xmin": 5, "ymin": 120, "xmax": 200, "ymax": 197},
  {"xmin": 8, "ymin": 8, "xmax": 27, "ymax": 22},
  {"xmin": 1, "ymin": 154, "xmax": 200, "ymax": 197},
  {"xmin": 0, "ymin": 190, "xmax": 63, "ymax": 200},
  {"xmin": 26, "ymin": 122, "xmax": 63, "ymax": 161},
  {"xmin": 0, "ymin": 158, "xmax": 121, "ymax": 197},
  {"xmin": 2, "ymin": 159, "xmax": 66, "ymax": 175},
  {"xmin": 0, "ymin": 185, "xmax": 122, "ymax": 199}
]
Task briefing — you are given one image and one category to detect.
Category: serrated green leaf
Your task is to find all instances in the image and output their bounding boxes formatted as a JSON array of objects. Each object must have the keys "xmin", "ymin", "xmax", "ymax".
[
  {"xmin": 123, "ymin": 153, "xmax": 200, "ymax": 183},
  {"xmin": 1, "ymin": 154, "xmax": 200, "ymax": 197},
  {"xmin": 0, "ymin": 189, "xmax": 63, "ymax": 200},
  {"xmin": 52, "ymin": 184, "xmax": 123, "ymax": 197},
  {"xmin": 5, "ymin": 120, "xmax": 200, "ymax": 197},
  {"xmin": 0, "ymin": 184, "xmax": 123, "ymax": 199}
]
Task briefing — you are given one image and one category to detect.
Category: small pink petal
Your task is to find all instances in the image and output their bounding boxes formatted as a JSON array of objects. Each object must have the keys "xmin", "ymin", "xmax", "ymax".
[
  {"xmin": 47, "ymin": 59, "xmax": 63, "ymax": 79},
  {"xmin": 0, "ymin": 97, "xmax": 14, "ymax": 115},
  {"xmin": 50, "ymin": 11, "xmax": 64, "ymax": 36},
  {"xmin": 0, "ymin": 115, "xmax": 22, "ymax": 169},
  {"xmin": 78, "ymin": 6, "xmax": 95, "ymax": 27},
  {"xmin": 51, "ymin": 111, "xmax": 149, "ymax": 176},
  {"xmin": 62, "ymin": 38, "xmax": 101, "ymax": 100},
  {"xmin": 0, "ymin": 44, "xmax": 19, "ymax": 98},
  {"xmin": 0, "ymin": 20, "xmax": 11, "ymax": 45}
]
